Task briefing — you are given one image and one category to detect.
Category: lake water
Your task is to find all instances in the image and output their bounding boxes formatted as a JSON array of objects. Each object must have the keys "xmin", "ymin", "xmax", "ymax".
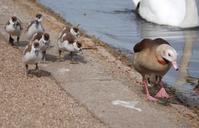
[{"xmin": 38, "ymin": 0, "xmax": 199, "ymax": 88}]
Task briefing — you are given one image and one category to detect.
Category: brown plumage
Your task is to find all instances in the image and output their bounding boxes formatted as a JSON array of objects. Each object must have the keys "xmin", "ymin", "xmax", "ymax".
[
  {"xmin": 133, "ymin": 38, "xmax": 171, "ymax": 76},
  {"xmin": 44, "ymin": 33, "xmax": 50, "ymax": 41},
  {"xmin": 62, "ymin": 32, "xmax": 76, "ymax": 44},
  {"xmin": 36, "ymin": 13, "xmax": 42, "ymax": 19},
  {"xmin": 32, "ymin": 32, "xmax": 49, "ymax": 41},
  {"xmin": 134, "ymin": 38, "xmax": 169, "ymax": 52},
  {"xmin": 32, "ymin": 32, "xmax": 43, "ymax": 41},
  {"xmin": 133, "ymin": 38, "xmax": 178, "ymax": 101},
  {"xmin": 59, "ymin": 26, "xmax": 70, "ymax": 39},
  {"xmin": 23, "ymin": 43, "xmax": 32, "ymax": 55},
  {"xmin": 58, "ymin": 26, "xmax": 80, "ymax": 40},
  {"xmin": 23, "ymin": 41, "xmax": 40, "ymax": 55}
]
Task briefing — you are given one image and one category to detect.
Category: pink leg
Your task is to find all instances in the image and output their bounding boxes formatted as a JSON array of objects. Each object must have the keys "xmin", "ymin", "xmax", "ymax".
[
  {"xmin": 155, "ymin": 80, "xmax": 159, "ymax": 85},
  {"xmin": 143, "ymin": 80, "xmax": 158, "ymax": 101},
  {"xmin": 155, "ymin": 75, "xmax": 161, "ymax": 85},
  {"xmin": 155, "ymin": 82, "xmax": 169, "ymax": 98}
]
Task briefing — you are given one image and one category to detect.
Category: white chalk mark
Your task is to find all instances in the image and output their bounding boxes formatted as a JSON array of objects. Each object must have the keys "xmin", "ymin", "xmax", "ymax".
[
  {"xmin": 112, "ymin": 100, "xmax": 142, "ymax": 112},
  {"xmin": 58, "ymin": 68, "xmax": 70, "ymax": 74}
]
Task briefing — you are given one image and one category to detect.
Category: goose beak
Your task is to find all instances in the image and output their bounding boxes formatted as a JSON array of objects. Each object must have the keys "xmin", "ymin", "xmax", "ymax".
[{"xmin": 172, "ymin": 61, "xmax": 179, "ymax": 71}]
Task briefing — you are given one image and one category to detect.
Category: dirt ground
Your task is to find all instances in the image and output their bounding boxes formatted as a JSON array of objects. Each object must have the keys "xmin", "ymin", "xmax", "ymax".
[{"xmin": 0, "ymin": 0, "xmax": 198, "ymax": 128}]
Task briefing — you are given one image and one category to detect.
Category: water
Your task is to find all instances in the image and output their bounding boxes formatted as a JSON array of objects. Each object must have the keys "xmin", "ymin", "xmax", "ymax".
[{"xmin": 38, "ymin": 0, "xmax": 199, "ymax": 87}]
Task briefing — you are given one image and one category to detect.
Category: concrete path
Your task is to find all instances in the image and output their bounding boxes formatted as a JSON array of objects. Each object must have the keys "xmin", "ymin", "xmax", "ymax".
[{"xmin": 42, "ymin": 55, "xmax": 180, "ymax": 128}]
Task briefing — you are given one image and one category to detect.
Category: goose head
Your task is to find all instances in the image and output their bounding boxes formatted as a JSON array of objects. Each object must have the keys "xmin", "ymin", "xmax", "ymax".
[
  {"xmin": 32, "ymin": 41, "xmax": 40, "ymax": 56},
  {"xmin": 35, "ymin": 13, "xmax": 43, "ymax": 22},
  {"xmin": 73, "ymin": 41, "xmax": 82, "ymax": 51},
  {"xmin": 156, "ymin": 44, "xmax": 178, "ymax": 70},
  {"xmin": 42, "ymin": 33, "xmax": 50, "ymax": 45},
  {"xmin": 70, "ymin": 27, "xmax": 80, "ymax": 38}
]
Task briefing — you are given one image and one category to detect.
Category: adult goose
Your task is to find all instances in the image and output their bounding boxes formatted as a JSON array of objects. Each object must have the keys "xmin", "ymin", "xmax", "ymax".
[
  {"xmin": 132, "ymin": 38, "xmax": 178, "ymax": 101},
  {"xmin": 133, "ymin": 0, "xmax": 199, "ymax": 28}
]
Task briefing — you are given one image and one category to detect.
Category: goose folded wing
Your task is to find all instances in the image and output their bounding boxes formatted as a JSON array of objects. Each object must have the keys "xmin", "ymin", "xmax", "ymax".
[{"xmin": 133, "ymin": 38, "xmax": 170, "ymax": 53}]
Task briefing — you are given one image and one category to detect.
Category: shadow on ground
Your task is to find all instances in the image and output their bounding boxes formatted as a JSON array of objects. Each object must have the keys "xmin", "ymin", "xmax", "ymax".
[
  {"xmin": 63, "ymin": 53, "xmax": 87, "ymax": 64},
  {"xmin": 45, "ymin": 54, "xmax": 58, "ymax": 62},
  {"xmin": 28, "ymin": 69, "xmax": 51, "ymax": 77},
  {"xmin": 17, "ymin": 41, "xmax": 29, "ymax": 47}
]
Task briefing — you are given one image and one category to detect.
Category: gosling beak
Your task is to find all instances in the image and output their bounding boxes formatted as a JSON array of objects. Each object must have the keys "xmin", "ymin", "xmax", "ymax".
[
  {"xmin": 13, "ymin": 23, "xmax": 17, "ymax": 27},
  {"xmin": 44, "ymin": 41, "xmax": 48, "ymax": 46},
  {"xmin": 35, "ymin": 50, "xmax": 39, "ymax": 56},
  {"xmin": 77, "ymin": 33, "xmax": 80, "ymax": 38},
  {"xmin": 171, "ymin": 61, "xmax": 179, "ymax": 71},
  {"xmin": 37, "ymin": 18, "xmax": 42, "ymax": 22},
  {"xmin": 79, "ymin": 49, "xmax": 83, "ymax": 54}
]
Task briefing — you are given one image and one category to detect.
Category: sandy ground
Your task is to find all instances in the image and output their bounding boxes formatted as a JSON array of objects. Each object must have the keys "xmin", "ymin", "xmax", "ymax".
[
  {"xmin": 0, "ymin": 0, "xmax": 198, "ymax": 128},
  {"xmin": 0, "ymin": 36, "xmax": 107, "ymax": 128}
]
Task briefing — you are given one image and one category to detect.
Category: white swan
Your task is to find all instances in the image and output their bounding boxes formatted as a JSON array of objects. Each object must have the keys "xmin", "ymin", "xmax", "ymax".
[{"xmin": 132, "ymin": 0, "xmax": 199, "ymax": 28}]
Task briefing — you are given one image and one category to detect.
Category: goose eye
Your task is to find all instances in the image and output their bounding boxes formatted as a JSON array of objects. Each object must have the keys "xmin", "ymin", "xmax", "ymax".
[{"xmin": 168, "ymin": 53, "xmax": 171, "ymax": 56}]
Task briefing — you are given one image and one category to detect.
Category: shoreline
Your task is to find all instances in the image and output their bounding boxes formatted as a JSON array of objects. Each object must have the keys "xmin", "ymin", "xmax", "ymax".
[{"xmin": 30, "ymin": 0, "xmax": 133, "ymax": 66}]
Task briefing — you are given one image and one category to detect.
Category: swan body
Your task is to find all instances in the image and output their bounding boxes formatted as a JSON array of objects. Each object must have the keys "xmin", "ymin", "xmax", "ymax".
[{"xmin": 133, "ymin": 0, "xmax": 199, "ymax": 28}]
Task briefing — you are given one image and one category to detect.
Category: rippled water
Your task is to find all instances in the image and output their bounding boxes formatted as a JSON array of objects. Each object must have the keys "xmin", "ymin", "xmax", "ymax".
[{"xmin": 39, "ymin": 0, "xmax": 199, "ymax": 87}]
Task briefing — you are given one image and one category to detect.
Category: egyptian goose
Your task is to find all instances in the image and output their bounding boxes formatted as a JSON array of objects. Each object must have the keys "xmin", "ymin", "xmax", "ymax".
[{"xmin": 133, "ymin": 38, "xmax": 178, "ymax": 101}]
